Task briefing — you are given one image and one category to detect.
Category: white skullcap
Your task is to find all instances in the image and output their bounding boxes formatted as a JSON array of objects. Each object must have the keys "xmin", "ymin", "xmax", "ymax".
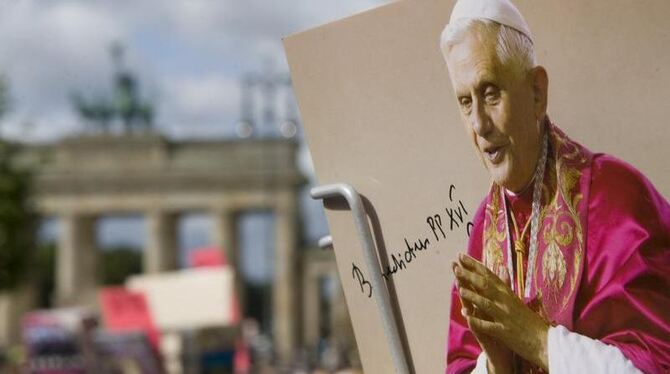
[{"xmin": 447, "ymin": 0, "xmax": 533, "ymax": 43}]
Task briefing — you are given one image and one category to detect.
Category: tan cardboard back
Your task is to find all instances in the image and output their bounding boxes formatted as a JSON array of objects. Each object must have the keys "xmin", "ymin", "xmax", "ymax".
[{"xmin": 284, "ymin": 1, "xmax": 670, "ymax": 372}]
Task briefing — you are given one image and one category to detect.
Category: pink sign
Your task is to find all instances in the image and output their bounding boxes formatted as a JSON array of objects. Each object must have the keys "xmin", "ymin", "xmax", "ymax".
[
  {"xmin": 189, "ymin": 246, "xmax": 226, "ymax": 267},
  {"xmin": 99, "ymin": 287, "xmax": 160, "ymax": 349}
]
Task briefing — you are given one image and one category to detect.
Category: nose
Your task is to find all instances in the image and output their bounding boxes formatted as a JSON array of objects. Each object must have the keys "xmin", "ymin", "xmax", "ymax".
[{"xmin": 471, "ymin": 99, "xmax": 492, "ymax": 137}]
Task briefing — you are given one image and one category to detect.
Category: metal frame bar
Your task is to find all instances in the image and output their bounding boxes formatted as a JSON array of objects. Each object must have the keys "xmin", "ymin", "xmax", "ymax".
[
  {"xmin": 311, "ymin": 183, "xmax": 410, "ymax": 374},
  {"xmin": 317, "ymin": 235, "xmax": 333, "ymax": 249}
]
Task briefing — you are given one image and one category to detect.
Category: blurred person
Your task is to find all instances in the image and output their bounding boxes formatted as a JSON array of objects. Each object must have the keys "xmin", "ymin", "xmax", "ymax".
[{"xmin": 440, "ymin": 0, "xmax": 670, "ymax": 373}]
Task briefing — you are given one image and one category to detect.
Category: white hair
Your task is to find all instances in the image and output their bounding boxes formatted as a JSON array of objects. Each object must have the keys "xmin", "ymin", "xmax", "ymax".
[{"xmin": 440, "ymin": 18, "xmax": 536, "ymax": 76}]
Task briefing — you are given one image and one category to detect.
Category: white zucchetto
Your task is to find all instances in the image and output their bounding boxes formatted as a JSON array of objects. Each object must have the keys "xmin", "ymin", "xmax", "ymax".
[{"xmin": 447, "ymin": 0, "xmax": 533, "ymax": 42}]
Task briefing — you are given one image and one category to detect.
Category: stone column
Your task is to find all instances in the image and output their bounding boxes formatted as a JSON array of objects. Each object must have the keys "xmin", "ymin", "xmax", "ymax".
[
  {"xmin": 273, "ymin": 190, "xmax": 298, "ymax": 363},
  {"xmin": 56, "ymin": 214, "xmax": 98, "ymax": 307},
  {"xmin": 145, "ymin": 211, "xmax": 178, "ymax": 273},
  {"xmin": 212, "ymin": 208, "xmax": 236, "ymax": 266},
  {"xmin": 212, "ymin": 208, "xmax": 244, "ymax": 313},
  {"xmin": 330, "ymin": 271, "xmax": 354, "ymax": 345},
  {"xmin": 302, "ymin": 263, "xmax": 320, "ymax": 347},
  {"xmin": 0, "ymin": 285, "xmax": 35, "ymax": 346}
]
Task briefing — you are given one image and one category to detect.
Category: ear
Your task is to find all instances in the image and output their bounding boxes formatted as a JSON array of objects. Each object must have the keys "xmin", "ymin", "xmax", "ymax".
[{"xmin": 530, "ymin": 65, "xmax": 549, "ymax": 120}]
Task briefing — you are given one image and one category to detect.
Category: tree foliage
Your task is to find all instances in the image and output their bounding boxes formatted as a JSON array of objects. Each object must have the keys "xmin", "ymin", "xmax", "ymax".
[
  {"xmin": 0, "ymin": 77, "xmax": 35, "ymax": 291},
  {"xmin": 99, "ymin": 246, "xmax": 142, "ymax": 286},
  {"xmin": 34, "ymin": 244, "xmax": 143, "ymax": 308},
  {"xmin": 34, "ymin": 243, "xmax": 55, "ymax": 307}
]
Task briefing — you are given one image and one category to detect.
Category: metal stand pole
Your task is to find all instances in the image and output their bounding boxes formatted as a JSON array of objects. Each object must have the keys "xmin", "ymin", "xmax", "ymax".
[{"xmin": 311, "ymin": 183, "xmax": 410, "ymax": 374}]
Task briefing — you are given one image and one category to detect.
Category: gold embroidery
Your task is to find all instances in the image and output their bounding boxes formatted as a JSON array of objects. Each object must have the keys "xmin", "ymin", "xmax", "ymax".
[
  {"xmin": 483, "ymin": 187, "xmax": 506, "ymax": 278},
  {"xmin": 542, "ymin": 240, "xmax": 567, "ymax": 290},
  {"xmin": 534, "ymin": 127, "xmax": 585, "ymax": 314},
  {"xmin": 481, "ymin": 124, "xmax": 587, "ymax": 319}
]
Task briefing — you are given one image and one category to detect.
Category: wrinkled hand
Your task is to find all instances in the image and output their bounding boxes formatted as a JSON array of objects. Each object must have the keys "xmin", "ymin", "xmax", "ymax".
[
  {"xmin": 452, "ymin": 261, "xmax": 512, "ymax": 374},
  {"xmin": 453, "ymin": 253, "xmax": 550, "ymax": 371}
]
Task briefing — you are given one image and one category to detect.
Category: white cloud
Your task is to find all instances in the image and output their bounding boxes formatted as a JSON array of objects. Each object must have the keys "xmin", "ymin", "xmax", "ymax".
[
  {"xmin": 159, "ymin": 74, "xmax": 240, "ymax": 138},
  {"xmin": 0, "ymin": 0, "xmax": 389, "ymax": 248},
  {"xmin": 0, "ymin": 0, "xmax": 388, "ymax": 142},
  {"xmin": 0, "ymin": 0, "xmax": 127, "ymax": 140},
  {"xmin": 165, "ymin": 75, "xmax": 239, "ymax": 116}
]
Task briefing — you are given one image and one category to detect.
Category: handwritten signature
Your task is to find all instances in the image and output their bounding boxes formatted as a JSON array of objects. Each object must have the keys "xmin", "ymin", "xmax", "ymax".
[{"xmin": 351, "ymin": 184, "xmax": 473, "ymax": 298}]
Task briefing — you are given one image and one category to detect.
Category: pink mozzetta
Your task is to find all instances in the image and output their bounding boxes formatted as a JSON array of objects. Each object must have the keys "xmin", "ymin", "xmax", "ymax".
[{"xmin": 446, "ymin": 122, "xmax": 670, "ymax": 374}]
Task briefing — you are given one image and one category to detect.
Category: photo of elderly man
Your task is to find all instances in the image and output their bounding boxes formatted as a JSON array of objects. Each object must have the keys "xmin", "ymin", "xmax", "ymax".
[{"xmin": 441, "ymin": 1, "xmax": 670, "ymax": 373}]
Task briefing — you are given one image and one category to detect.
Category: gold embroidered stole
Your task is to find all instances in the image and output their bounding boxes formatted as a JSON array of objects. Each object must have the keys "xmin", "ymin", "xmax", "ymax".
[{"xmin": 481, "ymin": 123, "xmax": 592, "ymax": 326}]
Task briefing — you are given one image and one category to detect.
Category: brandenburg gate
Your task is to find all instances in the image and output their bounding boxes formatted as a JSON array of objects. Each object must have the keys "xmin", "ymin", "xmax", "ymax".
[{"xmin": 26, "ymin": 132, "xmax": 305, "ymax": 361}]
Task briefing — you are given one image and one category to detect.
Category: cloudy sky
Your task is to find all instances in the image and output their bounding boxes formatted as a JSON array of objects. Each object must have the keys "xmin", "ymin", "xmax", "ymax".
[
  {"xmin": 0, "ymin": 0, "xmax": 386, "ymax": 141},
  {"xmin": 4, "ymin": 0, "xmax": 388, "ymax": 271}
]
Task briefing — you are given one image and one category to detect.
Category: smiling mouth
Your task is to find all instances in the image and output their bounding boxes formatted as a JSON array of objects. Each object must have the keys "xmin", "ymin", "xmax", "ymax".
[{"xmin": 483, "ymin": 145, "xmax": 505, "ymax": 163}]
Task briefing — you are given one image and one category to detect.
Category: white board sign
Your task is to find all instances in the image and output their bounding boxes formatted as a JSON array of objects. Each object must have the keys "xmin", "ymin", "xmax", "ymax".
[{"xmin": 127, "ymin": 267, "xmax": 235, "ymax": 331}]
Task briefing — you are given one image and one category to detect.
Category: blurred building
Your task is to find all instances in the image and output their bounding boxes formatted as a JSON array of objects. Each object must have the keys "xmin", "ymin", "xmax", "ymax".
[{"xmin": 0, "ymin": 65, "xmax": 358, "ymax": 370}]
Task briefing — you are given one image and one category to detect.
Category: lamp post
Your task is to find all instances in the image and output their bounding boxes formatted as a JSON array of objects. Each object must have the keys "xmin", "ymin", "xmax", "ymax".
[{"xmin": 235, "ymin": 69, "xmax": 297, "ymax": 140}]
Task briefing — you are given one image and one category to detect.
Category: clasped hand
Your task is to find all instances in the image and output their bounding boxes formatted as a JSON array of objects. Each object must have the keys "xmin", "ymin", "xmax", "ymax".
[{"xmin": 452, "ymin": 253, "xmax": 549, "ymax": 372}]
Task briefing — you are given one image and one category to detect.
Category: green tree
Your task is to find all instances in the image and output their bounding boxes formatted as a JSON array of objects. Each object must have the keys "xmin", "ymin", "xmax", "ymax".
[
  {"xmin": 99, "ymin": 246, "xmax": 142, "ymax": 285},
  {"xmin": 0, "ymin": 76, "xmax": 35, "ymax": 291},
  {"xmin": 34, "ymin": 244, "xmax": 143, "ymax": 307},
  {"xmin": 34, "ymin": 242, "xmax": 55, "ymax": 307}
]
